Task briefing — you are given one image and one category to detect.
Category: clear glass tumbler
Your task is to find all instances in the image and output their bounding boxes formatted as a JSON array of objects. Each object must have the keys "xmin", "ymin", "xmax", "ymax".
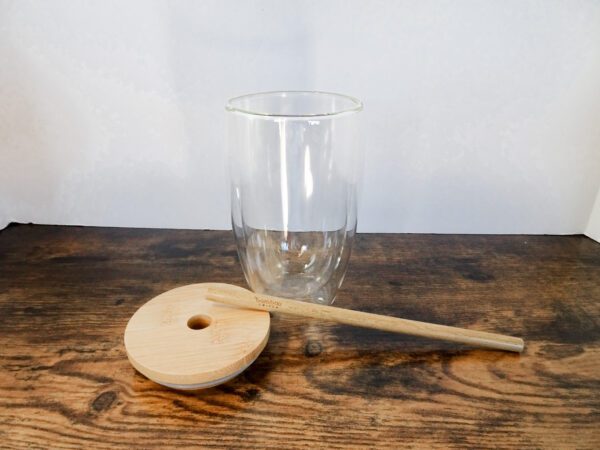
[{"xmin": 226, "ymin": 91, "xmax": 363, "ymax": 304}]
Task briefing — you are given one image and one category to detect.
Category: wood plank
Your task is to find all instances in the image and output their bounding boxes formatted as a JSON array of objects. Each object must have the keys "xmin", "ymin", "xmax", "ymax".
[{"xmin": 0, "ymin": 224, "xmax": 599, "ymax": 449}]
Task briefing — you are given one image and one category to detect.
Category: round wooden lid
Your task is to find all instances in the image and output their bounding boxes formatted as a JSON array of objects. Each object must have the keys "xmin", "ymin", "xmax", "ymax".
[{"xmin": 124, "ymin": 283, "xmax": 270, "ymax": 390}]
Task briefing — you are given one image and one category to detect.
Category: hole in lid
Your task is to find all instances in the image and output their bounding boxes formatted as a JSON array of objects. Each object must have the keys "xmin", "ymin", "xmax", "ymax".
[{"xmin": 187, "ymin": 314, "xmax": 212, "ymax": 330}]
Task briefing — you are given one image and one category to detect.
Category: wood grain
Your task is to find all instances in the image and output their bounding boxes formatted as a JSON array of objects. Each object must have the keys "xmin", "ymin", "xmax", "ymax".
[{"xmin": 0, "ymin": 224, "xmax": 599, "ymax": 449}]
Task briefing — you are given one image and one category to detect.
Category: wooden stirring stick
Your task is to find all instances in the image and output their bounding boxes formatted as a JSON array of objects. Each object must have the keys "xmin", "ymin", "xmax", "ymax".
[{"xmin": 206, "ymin": 284, "xmax": 524, "ymax": 353}]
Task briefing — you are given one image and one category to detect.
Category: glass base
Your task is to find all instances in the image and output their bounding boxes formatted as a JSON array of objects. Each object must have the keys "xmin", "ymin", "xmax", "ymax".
[{"xmin": 235, "ymin": 227, "xmax": 353, "ymax": 305}]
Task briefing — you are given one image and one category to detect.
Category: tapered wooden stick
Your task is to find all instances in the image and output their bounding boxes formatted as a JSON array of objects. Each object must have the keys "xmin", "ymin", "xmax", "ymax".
[{"xmin": 206, "ymin": 284, "xmax": 524, "ymax": 353}]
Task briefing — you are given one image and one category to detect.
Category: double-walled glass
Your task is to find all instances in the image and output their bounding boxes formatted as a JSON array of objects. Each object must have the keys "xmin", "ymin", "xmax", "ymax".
[{"xmin": 227, "ymin": 91, "xmax": 363, "ymax": 304}]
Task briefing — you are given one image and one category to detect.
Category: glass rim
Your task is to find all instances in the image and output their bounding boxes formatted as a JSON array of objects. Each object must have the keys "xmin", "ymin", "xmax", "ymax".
[{"xmin": 225, "ymin": 90, "xmax": 363, "ymax": 118}]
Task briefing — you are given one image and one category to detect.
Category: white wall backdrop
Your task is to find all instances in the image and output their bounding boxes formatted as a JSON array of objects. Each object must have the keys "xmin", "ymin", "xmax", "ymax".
[{"xmin": 1, "ymin": 0, "xmax": 600, "ymax": 233}]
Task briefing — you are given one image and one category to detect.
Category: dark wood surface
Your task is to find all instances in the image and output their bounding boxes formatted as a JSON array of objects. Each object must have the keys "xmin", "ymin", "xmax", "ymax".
[{"xmin": 1, "ymin": 224, "xmax": 599, "ymax": 449}]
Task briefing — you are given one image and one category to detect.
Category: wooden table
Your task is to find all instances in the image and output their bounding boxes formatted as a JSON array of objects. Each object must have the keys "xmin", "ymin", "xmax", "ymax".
[{"xmin": 1, "ymin": 224, "xmax": 599, "ymax": 449}]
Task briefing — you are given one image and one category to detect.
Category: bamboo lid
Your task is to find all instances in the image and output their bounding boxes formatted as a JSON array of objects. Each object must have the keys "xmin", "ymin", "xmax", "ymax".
[{"xmin": 124, "ymin": 283, "xmax": 270, "ymax": 390}]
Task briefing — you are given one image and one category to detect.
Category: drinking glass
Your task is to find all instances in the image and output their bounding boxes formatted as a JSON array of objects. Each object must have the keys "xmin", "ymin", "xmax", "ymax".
[{"xmin": 226, "ymin": 91, "xmax": 363, "ymax": 304}]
